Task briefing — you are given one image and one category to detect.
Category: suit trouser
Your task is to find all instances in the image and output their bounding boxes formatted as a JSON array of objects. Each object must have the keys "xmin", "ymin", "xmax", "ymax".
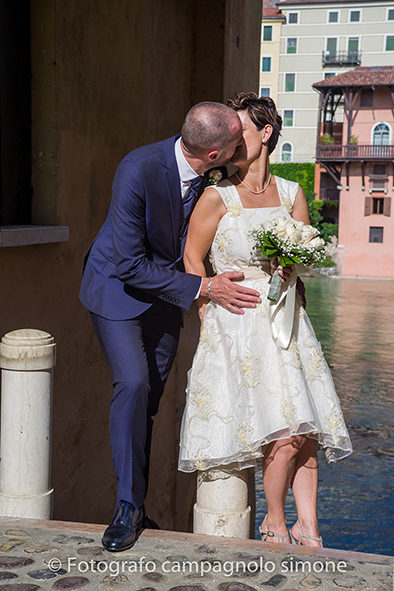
[{"xmin": 90, "ymin": 302, "xmax": 181, "ymax": 509}]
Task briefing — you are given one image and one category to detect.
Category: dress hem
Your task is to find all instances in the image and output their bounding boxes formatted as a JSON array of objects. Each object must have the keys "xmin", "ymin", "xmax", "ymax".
[{"xmin": 178, "ymin": 424, "xmax": 353, "ymax": 473}]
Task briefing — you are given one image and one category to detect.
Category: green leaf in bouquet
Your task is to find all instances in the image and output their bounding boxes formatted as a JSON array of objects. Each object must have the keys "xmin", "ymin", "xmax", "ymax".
[
  {"xmin": 280, "ymin": 255, "xmax": 296, "ymax": 266},
  {"xmin": 262, "ymin": 234, "xmax": 276, "ymax": 248},
  {"xmin": 261, "ymin": 246, "xmax": 279, "ymax": 257}
]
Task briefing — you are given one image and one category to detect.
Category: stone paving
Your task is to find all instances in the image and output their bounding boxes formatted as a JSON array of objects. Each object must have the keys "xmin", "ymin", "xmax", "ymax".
[{"xmin": 0, "ymin": 517, "xmax": 391, "ymax": 591}]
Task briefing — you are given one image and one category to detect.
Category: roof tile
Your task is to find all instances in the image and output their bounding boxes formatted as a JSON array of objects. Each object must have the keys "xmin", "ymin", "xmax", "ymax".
[{"xmin": 313, "ymin": 66, "xmax": 394, "ymax": 88}]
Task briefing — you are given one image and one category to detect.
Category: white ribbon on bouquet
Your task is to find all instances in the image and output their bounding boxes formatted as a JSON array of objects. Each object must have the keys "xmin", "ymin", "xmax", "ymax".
[{"xmin": 268, "ymin": 268, "xmax": 299, "ymax": 350}]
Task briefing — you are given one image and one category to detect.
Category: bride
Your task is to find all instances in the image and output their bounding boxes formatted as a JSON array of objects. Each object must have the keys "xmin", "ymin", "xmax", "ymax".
[{"xmin": 178, "ymin": 92, "xmax": 352, "ymax": 546}]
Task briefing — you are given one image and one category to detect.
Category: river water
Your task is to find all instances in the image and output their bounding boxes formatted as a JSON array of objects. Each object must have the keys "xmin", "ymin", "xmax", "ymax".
[{"xmin": 254, "ymin": 277, "xmax": 394, "ymax": 556}]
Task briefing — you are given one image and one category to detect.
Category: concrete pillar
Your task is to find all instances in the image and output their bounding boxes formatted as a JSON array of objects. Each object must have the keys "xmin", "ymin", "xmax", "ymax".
[
  {"xmin": 337, "ymin": 244, "xmax": 344, "ymax": 275},
  {"xmin": 193, "ymin": 466, "xmax": 251, "ymax": 538},
  {"xmin": 0, "ymin": 329, "xmax": 55, "ymax": 518}
]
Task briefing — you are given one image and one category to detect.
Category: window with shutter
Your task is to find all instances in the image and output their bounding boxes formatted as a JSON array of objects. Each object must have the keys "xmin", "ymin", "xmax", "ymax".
[
  {"xmin": 372, "ymin": 198, "xmax": 384, "ymax": 214},
  {"xmin": 364, "ymin": 197, "xmax": 372, "ymax": 216}
]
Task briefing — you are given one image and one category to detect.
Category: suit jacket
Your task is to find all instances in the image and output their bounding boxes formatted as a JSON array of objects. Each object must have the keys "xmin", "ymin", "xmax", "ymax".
[{"xmin": 79, "ymin": 135, "xmax": 202, "ymax": 320}]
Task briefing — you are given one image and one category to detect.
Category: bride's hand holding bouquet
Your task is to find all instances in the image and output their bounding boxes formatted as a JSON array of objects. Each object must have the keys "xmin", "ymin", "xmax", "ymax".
[{"xmin": 250, "ymin": 217, "xmax": 326, "ymax": 302}]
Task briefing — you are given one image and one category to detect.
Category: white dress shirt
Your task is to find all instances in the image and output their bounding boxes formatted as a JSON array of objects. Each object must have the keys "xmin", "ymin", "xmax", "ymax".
[{"xmin": 174, "ymin": 137, "xmax": 203, "ymax": 298}]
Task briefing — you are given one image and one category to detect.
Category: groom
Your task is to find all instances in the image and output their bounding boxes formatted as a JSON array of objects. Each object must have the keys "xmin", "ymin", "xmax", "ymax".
[{"xmin": 79, "ymin": 102, "xmax": 261, "ymax": 552}]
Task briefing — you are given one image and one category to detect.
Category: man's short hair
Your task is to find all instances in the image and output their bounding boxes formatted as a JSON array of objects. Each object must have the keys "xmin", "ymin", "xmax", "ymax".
[{"xmin": 181, "ymin": 102, "xmax": 238, "ymax": 155}]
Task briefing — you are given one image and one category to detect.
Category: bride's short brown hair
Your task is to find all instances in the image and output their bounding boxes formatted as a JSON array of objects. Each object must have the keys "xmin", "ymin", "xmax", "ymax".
[{"xmin": 227, "ymin": 92, "xmax": 282, "ymax": 155}]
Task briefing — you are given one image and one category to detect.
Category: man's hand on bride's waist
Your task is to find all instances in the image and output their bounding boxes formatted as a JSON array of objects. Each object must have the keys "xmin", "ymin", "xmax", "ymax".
[{"xmin": 200, "ymin": 272, "xmax": 261, "ymax": 315}]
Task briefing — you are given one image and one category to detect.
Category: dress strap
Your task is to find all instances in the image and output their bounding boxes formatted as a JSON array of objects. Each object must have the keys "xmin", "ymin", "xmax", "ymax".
[
  {"xmin": 211, "ymin": 179, "xmax": 243, "ymax": 212},
  {"xmin": 274, "ymin": 175, "xmax": 300, "ymax": 214}
]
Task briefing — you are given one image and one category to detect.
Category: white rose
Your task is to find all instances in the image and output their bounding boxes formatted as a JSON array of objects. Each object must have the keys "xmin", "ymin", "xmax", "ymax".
[
  {"xmin": 284, "ymin": 220, "xmax": 301, "ymax": 243},
  {"xmin": 308, "ymin": 237, "xmax": 325, "ymax": 250},
  {"xmin": 302, "ymin": 225, "xmax": 319, "ymax": 243},
  {"xmin": 275, "ymin": 224, "xmax": 288, "ymax": 239}
]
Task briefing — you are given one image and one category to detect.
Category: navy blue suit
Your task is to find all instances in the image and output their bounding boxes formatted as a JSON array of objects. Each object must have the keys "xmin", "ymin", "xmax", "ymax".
[{"xmin": 79, "ymin": 135, "xmax": 202, "ymax": 508}]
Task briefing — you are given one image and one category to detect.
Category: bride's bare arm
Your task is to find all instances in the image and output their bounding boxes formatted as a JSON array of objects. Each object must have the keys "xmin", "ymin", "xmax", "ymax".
[
  {"xmin": 184, "ymin": 188, "xmax": 225, "ymax": 321},
  {"xmin": 184, "ymin": 187, "xmax": 226, "ymax": 278},
  {"xmin": 184, "ymin": 187, "xmax": 261, "ymax": 317},
  {"xmin": 291, "ymin": 185, "xmax": 310, "ymax": 225}
]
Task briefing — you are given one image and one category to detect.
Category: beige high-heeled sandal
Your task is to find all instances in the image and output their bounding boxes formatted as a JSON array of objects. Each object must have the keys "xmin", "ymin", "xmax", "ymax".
[
  {"xmin": 259, "ymin": 515, "xmax": 290, "ymax": 544},
  {"xmin": 289, "ymin": 520, "xmax": 323, "ymax": 547}
]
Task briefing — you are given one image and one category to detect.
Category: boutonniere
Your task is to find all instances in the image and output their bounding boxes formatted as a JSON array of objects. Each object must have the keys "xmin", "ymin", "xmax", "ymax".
[{"xmin": 206, "ymin": 168, "xmax": 223, "ymax": 186}]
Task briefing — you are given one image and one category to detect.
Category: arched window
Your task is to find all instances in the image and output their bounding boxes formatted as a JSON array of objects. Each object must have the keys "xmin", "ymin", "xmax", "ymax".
[
  {"xmin": 373, "ymin": 123, "xmax": 390, "ymax": 145},
  {"xmin": 281, "ymin": 142, "xmax": 292, "ymax": 162}
]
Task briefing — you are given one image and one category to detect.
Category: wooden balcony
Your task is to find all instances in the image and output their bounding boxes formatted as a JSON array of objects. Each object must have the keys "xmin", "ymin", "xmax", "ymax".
[{"xmin": 316, "ymin": 144, "xmax": 394, "ymax": 162}]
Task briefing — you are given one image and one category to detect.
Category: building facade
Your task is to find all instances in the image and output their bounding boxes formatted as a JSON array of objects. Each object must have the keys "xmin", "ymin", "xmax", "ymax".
[
  {"xmin": 262, "ymin": 0, "xmax": 394, "ymax": 164},
  {"xmin": 313, "ymin": 66, "xmax": 394, "ymax": 278},
  {"xmin": 260, "ymin": 4, "xmax": 286, "ymax": 107}
]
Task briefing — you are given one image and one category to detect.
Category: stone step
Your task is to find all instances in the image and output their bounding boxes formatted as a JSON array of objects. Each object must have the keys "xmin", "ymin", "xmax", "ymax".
[{"xmin": 0, "ymin": 516, "xmax": 391, "ymax": 590}]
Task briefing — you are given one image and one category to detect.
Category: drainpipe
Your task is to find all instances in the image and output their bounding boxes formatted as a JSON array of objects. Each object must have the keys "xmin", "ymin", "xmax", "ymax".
[
  {"xmin": 194, "ymin": 467, "xmax": 251, "ymax": 538},
  {"xmin": 0, "ymin": 329, "xmax": 55, "ymax": 518}
]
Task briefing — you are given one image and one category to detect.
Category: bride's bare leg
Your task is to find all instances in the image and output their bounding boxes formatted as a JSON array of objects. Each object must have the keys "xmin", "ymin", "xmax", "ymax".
[
  {"xmin": 262, "ymin": 436, "xmax": 306, "ymax": 542},
  {"xmin": 290, "ymin": 437, "xmax": 321, "ymax": 546}
]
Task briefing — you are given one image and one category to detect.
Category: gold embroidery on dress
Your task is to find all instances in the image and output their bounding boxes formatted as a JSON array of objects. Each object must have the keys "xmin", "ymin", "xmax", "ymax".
[
  {"xmin": 239, "ymin": 354, "xmax": 261, "ymax": 388},
  {"xmin": 237, "ymin": 420, "xmax": 254, "ymax": 450}
]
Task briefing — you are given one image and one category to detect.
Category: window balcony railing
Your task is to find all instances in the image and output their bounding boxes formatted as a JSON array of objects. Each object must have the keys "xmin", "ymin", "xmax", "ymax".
[
  {"xmin": 316, "ymin": 145, "xmax": 394, "ymax": 161},
  {"xmin": 322, "ymin": 51, "xmax": 361, "ymax": 66},
  {"xmin": 368, "ymin": 176, "xmax": 388, "ymax": 195}
]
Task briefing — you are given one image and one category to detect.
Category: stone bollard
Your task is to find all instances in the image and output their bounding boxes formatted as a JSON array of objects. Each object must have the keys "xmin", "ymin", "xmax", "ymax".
[
  {"xmin": 194, "ymin": 466, "xmax": 251, "ymax": 538},
  {"xmin": 0, "ymin": 329, "xmax": 55, "ymax": 519}
]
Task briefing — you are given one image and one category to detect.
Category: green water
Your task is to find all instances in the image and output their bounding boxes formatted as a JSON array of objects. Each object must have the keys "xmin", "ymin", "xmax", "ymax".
[{"xmin": 255, "ymin": 277, "xmax": 394, "ymax": 555}]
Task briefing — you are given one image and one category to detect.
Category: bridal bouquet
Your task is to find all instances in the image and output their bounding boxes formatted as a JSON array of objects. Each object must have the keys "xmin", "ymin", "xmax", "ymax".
[{"xmin": 250, "ymin": 217, "xmax": 327, "ymax": 302}]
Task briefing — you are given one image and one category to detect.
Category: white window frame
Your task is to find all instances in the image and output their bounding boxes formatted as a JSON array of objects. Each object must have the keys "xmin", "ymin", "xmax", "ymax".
[
  {"xmin": 261, "ymin": 55, "xmax": 272, "ymax": 72},
  {"xmin": 386, "ymin": 7, "xmax": 394, "ymax": 20},
  {"xmin": 283, "ymin": 109, "xmax": 294, "ymax": 127},
  {"xmin": 287, "ymin": 11, "xmax": 299, "ymax": 24},
  {"xmin": 384, "ymin": 34, "xmax": 394, "ymax": 51},
  {"xmin": 286, "ymin": 37, "xmax": 297, "ymax": 54},
  {"xmin": 260, "ymin": 87, "xmax": 271, "ymax": 98},
  {"xmin": 263, "ymin": 25, "xmax": 273, "ymax": 42},
  {"xmin": 281, "ymin": 141, "xmax": 293, "ymax": 162},
  {"xmin": 325, "ymin": 36, "xmax": 338, "ymax": 54},
  {"xmin": 324, "ymin": 35, "xmax": 338, "ymax": 53},
  {"xmin": 349, "ymin": 8, "xmax": 362, "ymax": 23},
  {"xmin": 327, "ymin": 10, "xmax": 339, "ymax": 24},
  {"xmin": 371, "ymin": 121, "xmax": 392, "ymax": 145},
  {"xmin": 284, "ymin": 72, "xmax": 296, "ymax": 92},
  {"xmin": 346, "ymin": 35, "xmax": 360, "ymax": 53}
]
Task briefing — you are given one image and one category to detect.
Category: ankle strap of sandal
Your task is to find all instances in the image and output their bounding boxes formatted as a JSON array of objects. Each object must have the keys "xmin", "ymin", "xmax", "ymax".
[
  {"xmin": 259, "ymin": 516, "xmax": 289, "ymax": 543},
  {"xmin": 297, "ymin": 521, "xmax": 322, "ymax": 543}
]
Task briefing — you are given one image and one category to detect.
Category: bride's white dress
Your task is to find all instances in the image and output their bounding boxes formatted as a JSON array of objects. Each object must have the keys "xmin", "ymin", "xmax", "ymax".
[{"xmin": 178, "ymin": 176, "xmax": 352, "ymax": 473}]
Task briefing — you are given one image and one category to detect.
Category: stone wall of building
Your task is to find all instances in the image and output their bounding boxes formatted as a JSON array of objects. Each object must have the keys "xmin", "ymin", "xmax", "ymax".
[{"xmin": 0, "ymin": 0, "xmax": 261, "ymax": 530}]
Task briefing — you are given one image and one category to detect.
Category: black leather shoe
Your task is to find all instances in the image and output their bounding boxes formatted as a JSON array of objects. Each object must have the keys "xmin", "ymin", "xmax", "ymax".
[
  {"xmin": 102, "ymin": 501, "xmax": 145, "ymax": 552},
  {"xmin": 143, "ymin": 514, "xmax": 160, "ymax": 530}
]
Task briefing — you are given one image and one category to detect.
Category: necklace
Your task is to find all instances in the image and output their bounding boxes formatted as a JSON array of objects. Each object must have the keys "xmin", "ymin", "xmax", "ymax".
[{"xmin": 235, "ymin": 172, "xmax": 271, "ymax": 195}]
